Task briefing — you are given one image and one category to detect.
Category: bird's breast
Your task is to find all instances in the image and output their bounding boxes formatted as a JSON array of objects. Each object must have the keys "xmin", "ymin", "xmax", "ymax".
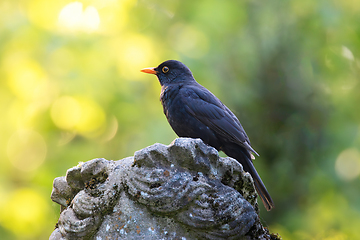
[{"xmin": 160, "ymin": 85, "xmax": 182, "ymax": 112}]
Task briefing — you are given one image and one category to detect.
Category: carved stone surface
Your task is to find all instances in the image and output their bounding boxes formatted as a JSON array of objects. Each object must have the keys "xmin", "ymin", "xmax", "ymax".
[{"xmin": 50, "ymin": 138, "xmax": 278, "ymax": 240}]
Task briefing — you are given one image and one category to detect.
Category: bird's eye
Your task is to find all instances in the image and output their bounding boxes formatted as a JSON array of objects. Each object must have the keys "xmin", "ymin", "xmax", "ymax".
[{"xmin": 162, "ymin": 66, "xmax": 169, "ymax": 73}]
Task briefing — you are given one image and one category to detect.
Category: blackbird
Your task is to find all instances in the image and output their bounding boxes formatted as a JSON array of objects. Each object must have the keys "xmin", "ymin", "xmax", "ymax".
[{"xmin": 141, "ymin": 60, "xmax": 274, "ymax": 211}]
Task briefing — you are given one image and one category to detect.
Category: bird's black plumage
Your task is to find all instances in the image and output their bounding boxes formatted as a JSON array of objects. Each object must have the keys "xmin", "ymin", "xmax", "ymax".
[{"xmin": 141, "ymin": 60, "xmax": 274, "ymax": 211}]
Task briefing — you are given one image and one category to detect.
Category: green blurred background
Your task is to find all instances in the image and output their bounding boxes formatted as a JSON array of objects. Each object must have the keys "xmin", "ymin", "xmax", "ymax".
[{"xmin": 0, "ymin": 0, "xmax": 359, "ymax": 239}]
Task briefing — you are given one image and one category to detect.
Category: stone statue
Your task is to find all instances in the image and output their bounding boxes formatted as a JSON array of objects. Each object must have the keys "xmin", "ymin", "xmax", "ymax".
[{"xmin": 50, "ymin": 138, "xmax": 279, "ymax": 239}]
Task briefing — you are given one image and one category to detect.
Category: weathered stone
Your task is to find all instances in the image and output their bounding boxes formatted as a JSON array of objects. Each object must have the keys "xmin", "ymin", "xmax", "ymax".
[
  {"xmin": 50, "ymin": 138, "xmax": 278, "ymax": 239},
  {"xmin": 51, "ymin": 176, "xmax": 75, "ymax": 207}
]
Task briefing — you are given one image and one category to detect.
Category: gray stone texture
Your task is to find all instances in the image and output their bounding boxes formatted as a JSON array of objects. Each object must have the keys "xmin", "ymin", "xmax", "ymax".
[{"xmin": 50, "ymin": 138, "xmax": 277, "ymax": 240}]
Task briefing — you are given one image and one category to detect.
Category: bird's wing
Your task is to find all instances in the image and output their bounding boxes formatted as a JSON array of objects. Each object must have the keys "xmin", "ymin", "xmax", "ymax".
[{"xmin": 181, "ymin": 84, "xmax": 259, "ymax": 156}]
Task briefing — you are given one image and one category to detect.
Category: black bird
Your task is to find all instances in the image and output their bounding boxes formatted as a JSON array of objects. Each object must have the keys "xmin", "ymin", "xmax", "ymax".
[{"xmin": 141, "ymin": 60, "xmax": 274, "ymax": 211}]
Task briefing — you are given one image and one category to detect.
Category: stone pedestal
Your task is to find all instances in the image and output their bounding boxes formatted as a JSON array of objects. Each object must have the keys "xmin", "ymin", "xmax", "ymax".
[{"xmin": 50, "ymin": 138, "xmax": 279, "ymax": 240}]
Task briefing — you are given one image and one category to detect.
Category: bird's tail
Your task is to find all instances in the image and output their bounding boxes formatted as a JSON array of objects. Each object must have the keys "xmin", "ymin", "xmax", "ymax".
[
  {"xmin": 223, "ymin": 145, "xmax": 274, "ymax": 211},
  {"xmin": 245, "ymin": 158, "xmax": 274, "ymax": 211}
]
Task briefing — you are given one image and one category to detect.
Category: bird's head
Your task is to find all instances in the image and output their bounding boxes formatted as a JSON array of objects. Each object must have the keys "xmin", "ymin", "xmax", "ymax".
[{"xmin": 141, "ymin": 60, "xmax": 195, "ymax": 86}]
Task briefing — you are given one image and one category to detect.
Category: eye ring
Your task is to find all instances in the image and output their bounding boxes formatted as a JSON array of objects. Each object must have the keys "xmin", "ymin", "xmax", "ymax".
[{"xmin": 162, "ymin": 66, "xmax": 169, "ymax": 73}]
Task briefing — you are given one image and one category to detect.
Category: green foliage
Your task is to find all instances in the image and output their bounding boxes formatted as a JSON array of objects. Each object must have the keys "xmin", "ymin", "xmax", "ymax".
[{"xmin": 0, "ymin": 0, "xmax": 359, "ymax": 239}]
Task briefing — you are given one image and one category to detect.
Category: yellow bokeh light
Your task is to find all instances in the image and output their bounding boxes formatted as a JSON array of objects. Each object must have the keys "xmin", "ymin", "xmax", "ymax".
[
  {"xmin": 75, "ymin": 97, "xmax": 106, "ymax": 135},
  {"xmin": 335, "ymin": 148, "xmax": 360, "ymax": 181},
  {"xmin": 0, "ymin": 188, "xmax": 49, "ymax": 237},
  {"xmin": 6, "ymin": 58, "xmax": 47, "ymax": 101},
  {"xmin": 58, "ymin": 2, "xmax": 83, "ymax": 29},
  {"xmin": 6, "ymin": 129, "xmax": 47, "ymax": 172},
  {"xmin": 112, "ymin": 34, "xmax": 157, "ymax": 80},
  {"xmin": 51, "ymin": 96, "xmax": 82, "ymax": 130},
  {"xmin": 26, "ymin": 0, "xmax": 65, "ymax": 29},
  {"xmin": 97, "ymin": 0, "xmax": 135, "ymax": 33},
  {"xmin": 82, "ymin": 6, "xmax": 100, "ymax": 31},
  {"xmin": 58, "ymin": 2, "xmax": 100, "ymax": 32},
  {"xmin": 51, "ymin": 96, "xmax": 106, "ymax": 138}
]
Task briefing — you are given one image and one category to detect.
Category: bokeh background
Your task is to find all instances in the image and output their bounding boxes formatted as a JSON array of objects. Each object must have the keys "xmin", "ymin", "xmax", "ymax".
[{"xmin": 0, "ymin": 0, "xmax": 359, "ymax": 239}]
